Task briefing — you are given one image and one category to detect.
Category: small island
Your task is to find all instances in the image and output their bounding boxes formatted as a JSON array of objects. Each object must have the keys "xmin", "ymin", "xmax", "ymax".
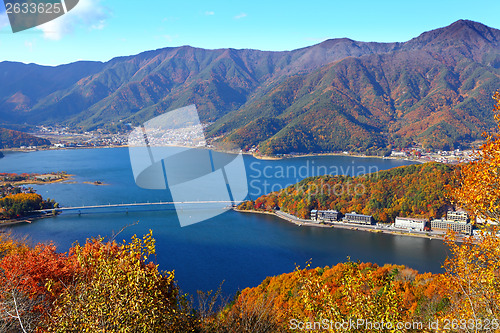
[
  {"xmin": 0, "ymin": 172, "xmax": 73, "ymax": 186},
  {"xmin": 83, "ymin": 180, "xmax": 109, "ymax": 186}
]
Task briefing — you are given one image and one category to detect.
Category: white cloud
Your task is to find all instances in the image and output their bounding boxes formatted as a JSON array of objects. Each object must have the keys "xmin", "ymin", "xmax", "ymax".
[
  {"xmin": 91, "ymin": 19, "xmax": 106, "ymax": 30},
  {"xmin": 37, "ymin": 0, "xmax": 110, "ymax": 40},
  {"xmin": 162, "ymin": 34, "xmax": 178, "ymax": 43},
  {"xmin": 163, "ymin": 16, "xmax": 179, "ymax": 23},
  {"xmin": 234, "ymin": 13, "xmax": 247, "ymax": 20},
  {"xmin": 304, "ymin": 37, "xmax": 330, "ymax": 42},
  {"xmin": 24, "ymin": 40, "xmax": 34, "ymax": 52},
  {"xmin": 205, "ymin": 11, "xmax": 215, "ymax": 16},
  {"xmin": 0, "ymin": 12, "xmax": 9, "ymax": 30}
]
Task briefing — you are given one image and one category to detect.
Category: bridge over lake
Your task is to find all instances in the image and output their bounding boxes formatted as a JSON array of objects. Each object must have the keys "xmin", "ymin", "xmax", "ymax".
[{"xmin": 35, "ymin": 201, "xmax": 236, "ymax": 215}]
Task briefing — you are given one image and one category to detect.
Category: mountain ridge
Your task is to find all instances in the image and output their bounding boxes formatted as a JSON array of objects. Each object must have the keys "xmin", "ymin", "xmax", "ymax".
[{"xmin": 1, "ymin": 20, "xmax": 499, "ymax": 153}]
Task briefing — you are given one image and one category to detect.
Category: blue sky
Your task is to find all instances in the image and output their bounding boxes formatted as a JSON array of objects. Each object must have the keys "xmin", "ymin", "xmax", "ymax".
[{"xmin": 0, "ymin": 0, "xmax": 499, "ymax": 66}]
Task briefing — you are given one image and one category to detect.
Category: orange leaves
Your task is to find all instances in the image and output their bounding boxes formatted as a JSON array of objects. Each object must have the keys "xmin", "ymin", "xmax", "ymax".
[
  {"xmin": 228, "ymin": 261, "xmax": 449, "ymax": 331},
  {"xmin": 241, "ymin": 163, "xmax": 455, "ymax": 223},
  {"xmin": 0, "ymin": 242, "xmax": 77, "ymax": 320},
  {"xmin": 0, "ymin": 193, "xmax": 42, "ymax": 205},
  {"xmin": 435, "ymin": 229, "xmax": 500, "ymax": 328},
  {"xmin": 0, "ymin": 192, "xmax": 44, "ymax": 219},
  {"xmin": 451, "ymin": 92, "xmax": 500, "ymax": 223},
  {"xmin": 0, "ymin": 231, "xmax": 195, "ymax": 332},
  {"xmin": 0, "ymin": 232, "xmax": 28, "ymax": 259}
]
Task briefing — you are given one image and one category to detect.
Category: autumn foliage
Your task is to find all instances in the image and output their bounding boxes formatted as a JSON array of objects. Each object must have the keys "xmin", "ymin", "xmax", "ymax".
[
  {"xmin": 228, "ymin": 261, "xmax": 450, "ymax": 332},
  {"xmin": 0, "ymin": 128, "xmax": 50, "ymax": 149},
  {"xmin": 0, "ymin": 232, "xmax": 197, "ymax": 332},
  {"xmin": 451, "ymin": 92, "xmax": 500, "ymax": 223},
  {"xmin": 0, "ymin": 228, "xmax": 500, "ymax": 332},
  {"xmin": 240, "ymin": 162, "xmax": 456, "ymax": 221},
  {"xmin": 1, "ymin": 99, "xmax": 500, "ymax": 331},
  {"xmin": 0, "ymin": 193, "xmax": 57, "ymax": 219}
]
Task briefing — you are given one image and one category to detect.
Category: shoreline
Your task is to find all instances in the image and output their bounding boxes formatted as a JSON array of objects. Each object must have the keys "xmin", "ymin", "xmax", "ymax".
[
  {"xmin": 0, "ymin": 173, "xmax": 74, "ymax": 187},
  {"xmin": 244, "ymin": 150, "xmax": 425, "ymax": 163},
  {"xmin": 1, "ymin": 145, "xmax": 125, "ymax": 154},
  {"xmin": 234, "ymin": 208, "xmax": 466, "ymax": 242},
  {"xmin": 4, "ymin": 145, "xmax": 427, "ymax": 164},
  {"xmin": 0, "ymin": 212, "xmax": 57, "ymax": 227}
]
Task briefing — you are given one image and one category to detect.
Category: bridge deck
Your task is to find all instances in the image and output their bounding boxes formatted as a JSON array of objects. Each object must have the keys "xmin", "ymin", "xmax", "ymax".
[{"xmin": 34, "ymin": 201, "xmax": 235, "ymax": 212}]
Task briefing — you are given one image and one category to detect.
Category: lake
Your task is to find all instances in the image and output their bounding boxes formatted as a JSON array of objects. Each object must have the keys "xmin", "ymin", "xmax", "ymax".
[{"xmin": 0, "ymin": 148, "xmax": 449, "ymax": 296}]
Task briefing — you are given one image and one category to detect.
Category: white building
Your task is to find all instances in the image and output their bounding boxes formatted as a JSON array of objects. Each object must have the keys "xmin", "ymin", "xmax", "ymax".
[
  {"xmin": 430, "ymin": 218, "xmax": 473, "ymax": 235},
  {"xmin": 447, "ymin": 210, "xmax": 468, "ymax": 223},
  {"xmin": 391, "ymin": 151, "xmax": 407, "ymax": 157},
  {"xmin": 394, "ymin": 217, "xmax": 427, "ymax": 231},
  {"xmin": 476, "ymin": 216, "xmax": 499, "ymax": 225}
]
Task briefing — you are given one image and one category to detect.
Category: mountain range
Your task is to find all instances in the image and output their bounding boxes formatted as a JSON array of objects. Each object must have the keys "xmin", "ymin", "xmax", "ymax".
[{"xmin": 1, "ymin": 20, "xmax": 499, "ymax": 154}]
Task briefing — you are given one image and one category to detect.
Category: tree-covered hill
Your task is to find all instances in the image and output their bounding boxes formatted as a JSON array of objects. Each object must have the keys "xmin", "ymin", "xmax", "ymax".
[
  {"xmin": 0, "ymin": 128, "xmax": 51, "ymax": 149},
  {"xmin": 239, "ymin": 162, "xmax": 456, "ymax": 222}
]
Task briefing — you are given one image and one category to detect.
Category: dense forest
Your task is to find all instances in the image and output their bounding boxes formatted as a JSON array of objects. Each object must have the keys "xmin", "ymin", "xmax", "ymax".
[
  {"xmin": 0, "ymin": 128, "xmax": 50, "ymax": 149},
  {"xmin": 238, "ymin": 162, "xmax": 456, "ymax": 222},
  {"xmin": 233, "ymin": 261, "xmax": 449, "ymax": 330}
]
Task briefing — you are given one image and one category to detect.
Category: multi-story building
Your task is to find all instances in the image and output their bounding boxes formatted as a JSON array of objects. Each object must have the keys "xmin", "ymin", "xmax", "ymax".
[
  {"xmin": 447, "ymin": 210, "xmax": 469, "ymax": 223},
  {"xmin": 310, "ymin": 210, "xmax": 340, "ymax": 223},
  {"xmin": 394, "ymin": 217, "xmax": 428, "ymax": 231},
  {"xmin": 342, "ymin": 212, "xmax": 374, "ymax": 225},
  {"xmin": 310, "ymin": 210, "xmax": 319, "ymax": 222},
  {"xmin": 430, "ymin": 218, "xmax": 473, "ymax": 235}
]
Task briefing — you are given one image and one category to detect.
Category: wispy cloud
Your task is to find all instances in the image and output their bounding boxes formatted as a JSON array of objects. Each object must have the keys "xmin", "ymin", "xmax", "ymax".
[
  {"xmin": 163, "ymin": 34, "xmax": 178, "ymax": 42},
  {"xmin": 24, "ymin": 40, "xmax": 34, "ymax": 52},
  {"xmin": 234, "ymin": 13, "xmax": 247, "ymax": 20},
  {"xmin": 0, "ymin": 12, "xmax": 9, "ymax": 30},
  {"xmin": 37, "ymin": 0, "xmax": 110, "ymax": 40},
  {"xmin": 163, "ymin": 16, "xmax": 179, "ymax": 23},
  {"xmin": 304, "ymin": 37, "xmax": 330, "ymax": 42},
  {"xmin": 205, "ymin": 11, "xmax": 215, "ymax": 16}
]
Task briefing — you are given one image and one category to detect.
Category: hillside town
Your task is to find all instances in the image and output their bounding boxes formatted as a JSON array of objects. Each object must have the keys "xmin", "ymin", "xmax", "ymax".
[{"xmin": 3, "ymin": 126, "xmax": 480, "ymax": 165}]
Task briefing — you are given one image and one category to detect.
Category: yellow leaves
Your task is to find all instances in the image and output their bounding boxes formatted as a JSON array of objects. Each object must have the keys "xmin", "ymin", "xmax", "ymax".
[
  {"xmin": 451, "ymin": 92, "xmax": 500, "ymax": 223},
  {"xmin": 283, "ymin": 262, "xmax": 412, "ymax": 332},
  {"xmin": 0, "ymin": 231, "xmax": 27, "ymax": 258},
  {"xmin": 40, "ymin": 232, "xmax": 193, "ymax": 332},
  {"xmin": 441, "ymin": 228, "xmax": 500, "ymax": 327}
]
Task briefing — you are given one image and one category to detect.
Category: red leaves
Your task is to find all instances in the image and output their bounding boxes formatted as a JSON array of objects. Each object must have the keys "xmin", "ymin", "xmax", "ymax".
[{"xmin": 0, "ymin": 243, "xmax": 78, "ymax": 315}]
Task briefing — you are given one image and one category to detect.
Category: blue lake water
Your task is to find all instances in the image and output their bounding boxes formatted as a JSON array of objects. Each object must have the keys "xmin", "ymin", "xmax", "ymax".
[{"xmin": 0, "ymin": 148, "xmax": 449, "ymax": 296}]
